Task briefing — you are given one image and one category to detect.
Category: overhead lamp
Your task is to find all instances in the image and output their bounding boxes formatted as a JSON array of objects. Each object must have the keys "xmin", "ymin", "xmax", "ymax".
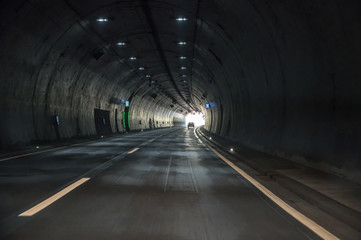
[
  {"xmin": 183, "ymin": 80, "xmax": 187, "ymax": 83},
  {"xmin": 129, "ymin": 57, "xmax": 137, "ymax": 60},
  {"xmin": 181, "ymin": 67, "xmax": 187, "ymax": 70},
  {"xmin": 176, "ymin": 17, "xmax": 188, "ymax": 21},
  {"xmin": 117, "ymin": 42, "xmax": 126, "ymax": 46},
  {"xmin": 96, "ymin": 18, "xmax": 108, "ymax": 22},
  {"xmin": 182, "ymin": 75, "xmax": 187, "ymax": 77},
  {"xmin": 146, "ymin": 74, "xmax": 151, "ymax": 78},
  {"xmin": 178, "ymin": 42, "xmax": 187, "ymax": 45},
  {"xmin": 180, "ymin": 56, "xmax": 187, "ymax": 60},
  {"xmin": 138, "ymin": 67, "xmax": 145, "ymax": 70}
]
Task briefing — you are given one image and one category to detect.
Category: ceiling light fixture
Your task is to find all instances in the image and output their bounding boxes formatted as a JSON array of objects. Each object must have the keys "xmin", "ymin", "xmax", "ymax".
[
  {"xmin": 176, "ymin": 17, "xmax": 188, "ymax": 21},
  {"xmin": 146, "ymin": 74, "xmax": 151, "ymax": 78},
  {"xmin": 181, "ymin": 67, "xmax": 187, "ymax": 70},
  {"xmin": 96, "ymin": 18, "xmax": 108, "ymax": 22},
  {"xmin": 138, "ymin": 67, "xmax": 145, "ymax": 70},
  {"xmin": 117, "ymin": 42, "xmax": 126, "ymax": 46},
  {"xmin": 129, "ymin": 57, "xmax": 137, "ymax": 60},
  {"xmin": 182, "ymin": 75, "xmax": 187, "ymax": 77},
  {"xmin": 178, "ymin": 42, "xmax": 187, "ymax": 45},
  {"xmin": 180, "ymin": 56, "xmax": 187, "ymax": 59}
]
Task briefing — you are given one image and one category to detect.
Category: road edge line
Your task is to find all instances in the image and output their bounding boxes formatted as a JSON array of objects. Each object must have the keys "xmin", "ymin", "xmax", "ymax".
[{"xmin": 195, "ymin": 127, "xmax": 339, "ymax": 240}]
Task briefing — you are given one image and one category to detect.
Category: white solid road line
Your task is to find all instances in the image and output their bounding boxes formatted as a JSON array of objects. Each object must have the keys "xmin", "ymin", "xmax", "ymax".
[
  {"xmin": 194, "ymin": 127, "xmax": 339, "ymax": 240},
  {"xmin": 127, "ymin": 148, "xmax": 139, "ymax": 154},
  {"xmin": 0, "ymin": 146, "xmax": 69, "ymax": 162},
  {"xmin": 206, "ymin": 144, "xmax": 339, "ymax": 240},
  {"xmin": 18, "ymin": 178, "xmax": 90, "ymax": 217},
  {"xmin": 0, "ymin": 141, "xmax": 100, "ymax": 162}
]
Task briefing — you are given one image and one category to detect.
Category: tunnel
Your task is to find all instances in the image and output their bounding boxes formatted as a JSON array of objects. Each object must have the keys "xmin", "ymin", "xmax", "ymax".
[{"xmin": 1, "ymin": 1, "xmax": 361, "ymax": 239}]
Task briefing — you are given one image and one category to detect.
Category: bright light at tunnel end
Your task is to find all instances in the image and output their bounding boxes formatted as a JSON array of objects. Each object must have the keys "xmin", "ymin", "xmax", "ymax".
[{"xmin": 185, "ymin": 112, "xmax": 205, "ymax": 127}]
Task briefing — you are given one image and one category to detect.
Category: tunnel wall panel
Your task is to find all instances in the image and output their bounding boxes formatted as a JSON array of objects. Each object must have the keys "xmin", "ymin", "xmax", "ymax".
[
  {"xmin": 0, "ymin": 2, "xmax": 184, "ymax": 146},
  {"xmin": 198, "ymin": 0, "xmax": 361, "ymax": 182}
]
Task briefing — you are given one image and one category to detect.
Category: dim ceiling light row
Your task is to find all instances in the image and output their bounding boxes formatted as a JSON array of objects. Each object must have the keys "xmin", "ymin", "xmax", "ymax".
[
  {"xmin": 96, "ymin": 17, "xmax": 189, "ymax": 84},
  {"xmin": 94, "ymin": 18, "xmax": 147, "ymax": 80},
  {"xmin": 176, "ymin": 17, "xmax": 189, "ymax": 91}
]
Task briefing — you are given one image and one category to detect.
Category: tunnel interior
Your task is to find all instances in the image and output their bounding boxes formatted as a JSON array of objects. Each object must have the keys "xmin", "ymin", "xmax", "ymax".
[{"xmin": 1, "ymin": 0, "xmax": 361, "ymax": 182}]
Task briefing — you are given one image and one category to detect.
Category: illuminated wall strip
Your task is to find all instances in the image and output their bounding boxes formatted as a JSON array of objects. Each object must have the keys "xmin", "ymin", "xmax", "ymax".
[{"xmin": 19, "ymin": 178, "xmax": 90, "ymax": 217}]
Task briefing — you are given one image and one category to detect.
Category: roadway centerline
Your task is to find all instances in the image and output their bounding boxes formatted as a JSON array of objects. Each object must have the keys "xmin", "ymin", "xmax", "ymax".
[
  {"xmin": 11, "ymin": 128, "xmax": 179, "ymax": 221},
  {"xmin": 127, "ymin": 148, "xmax": 139, "ymax": 154},
  {"xmin": 18, "ymin": 178, "xmax": 90, "ymax": 217},
  {"xmin": 0, "ymin": 130, "xmax": 162, "ymax": 162}
]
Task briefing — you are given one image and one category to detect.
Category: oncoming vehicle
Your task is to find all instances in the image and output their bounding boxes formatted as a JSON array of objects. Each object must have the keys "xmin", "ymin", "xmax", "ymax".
[{"xmin": 187, "ymin": 122, "xmax": 195, "ymax": 129}]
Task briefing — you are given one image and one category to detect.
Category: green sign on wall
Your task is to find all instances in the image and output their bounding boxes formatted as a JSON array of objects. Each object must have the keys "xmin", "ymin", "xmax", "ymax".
[{"xmin": 122, "ymin": 110, "xmax": 130, "ymax": 130}]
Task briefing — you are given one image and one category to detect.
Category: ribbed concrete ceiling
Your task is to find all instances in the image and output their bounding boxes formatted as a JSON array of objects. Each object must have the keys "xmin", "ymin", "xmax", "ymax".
[{"xmin": 54, "ymin": 0, "xmax": 203, "ymax": 113}]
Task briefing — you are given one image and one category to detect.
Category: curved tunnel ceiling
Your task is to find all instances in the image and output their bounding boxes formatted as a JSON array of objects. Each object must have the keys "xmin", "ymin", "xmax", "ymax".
[
  {"xmin": 58, "ymin": 0, "xmax": 204, "ymax": 112},
  {"xmin": 38, "ymin": 0, "xmax": 239, "ymax": 114},
  {"xmin": 1, "ymin": 0, "xmax": 361, "ymax": 181}
]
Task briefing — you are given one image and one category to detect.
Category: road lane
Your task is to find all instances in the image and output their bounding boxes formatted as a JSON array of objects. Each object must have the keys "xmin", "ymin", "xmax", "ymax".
[
  {"xmin": 1, "ymin": 127, "xmax": 320, "ymax": 239},
  {"xmin": 0, "ymin": 128, "xmax": 177, "ymax": 223}
]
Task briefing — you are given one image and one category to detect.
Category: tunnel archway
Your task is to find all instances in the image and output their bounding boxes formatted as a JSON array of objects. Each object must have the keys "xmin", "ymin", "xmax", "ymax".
[{"xmin": 0, "ymin": 0, "xmax": 360, "ymax": 182}]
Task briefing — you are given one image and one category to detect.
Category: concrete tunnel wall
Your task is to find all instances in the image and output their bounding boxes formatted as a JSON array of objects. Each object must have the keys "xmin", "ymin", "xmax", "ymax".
[
  {"xmin": 0, "ymin": 1, "xmax": 360, "ymax": 182},
  {"xmin": 196, "ymin": 0, "xmax": 361, "ymax": 182},
  {"xmin": 0, "ymin": 1, "xmax": 185, "ymax": 146}
]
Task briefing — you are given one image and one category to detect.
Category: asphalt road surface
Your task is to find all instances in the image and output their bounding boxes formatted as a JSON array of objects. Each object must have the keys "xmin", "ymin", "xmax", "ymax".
[{"xmin": 0, "ymin": 127, "xmax": 319, "ymax": 240}]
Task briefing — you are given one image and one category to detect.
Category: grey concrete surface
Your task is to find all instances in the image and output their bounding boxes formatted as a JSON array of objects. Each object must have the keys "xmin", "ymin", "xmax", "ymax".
[
  {"xmin": 0, "ymin": 128, "xmax": 320, "ymax": 239},
  {"xmin": 276, "ymin": 168, "xmax": 361, "ymax": 213}
]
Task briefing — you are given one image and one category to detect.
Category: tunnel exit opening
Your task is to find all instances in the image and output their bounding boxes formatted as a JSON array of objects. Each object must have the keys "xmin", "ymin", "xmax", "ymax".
[{"xmin": 185, "ymin": 112, "xmax": 205, "ymax": 127}]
